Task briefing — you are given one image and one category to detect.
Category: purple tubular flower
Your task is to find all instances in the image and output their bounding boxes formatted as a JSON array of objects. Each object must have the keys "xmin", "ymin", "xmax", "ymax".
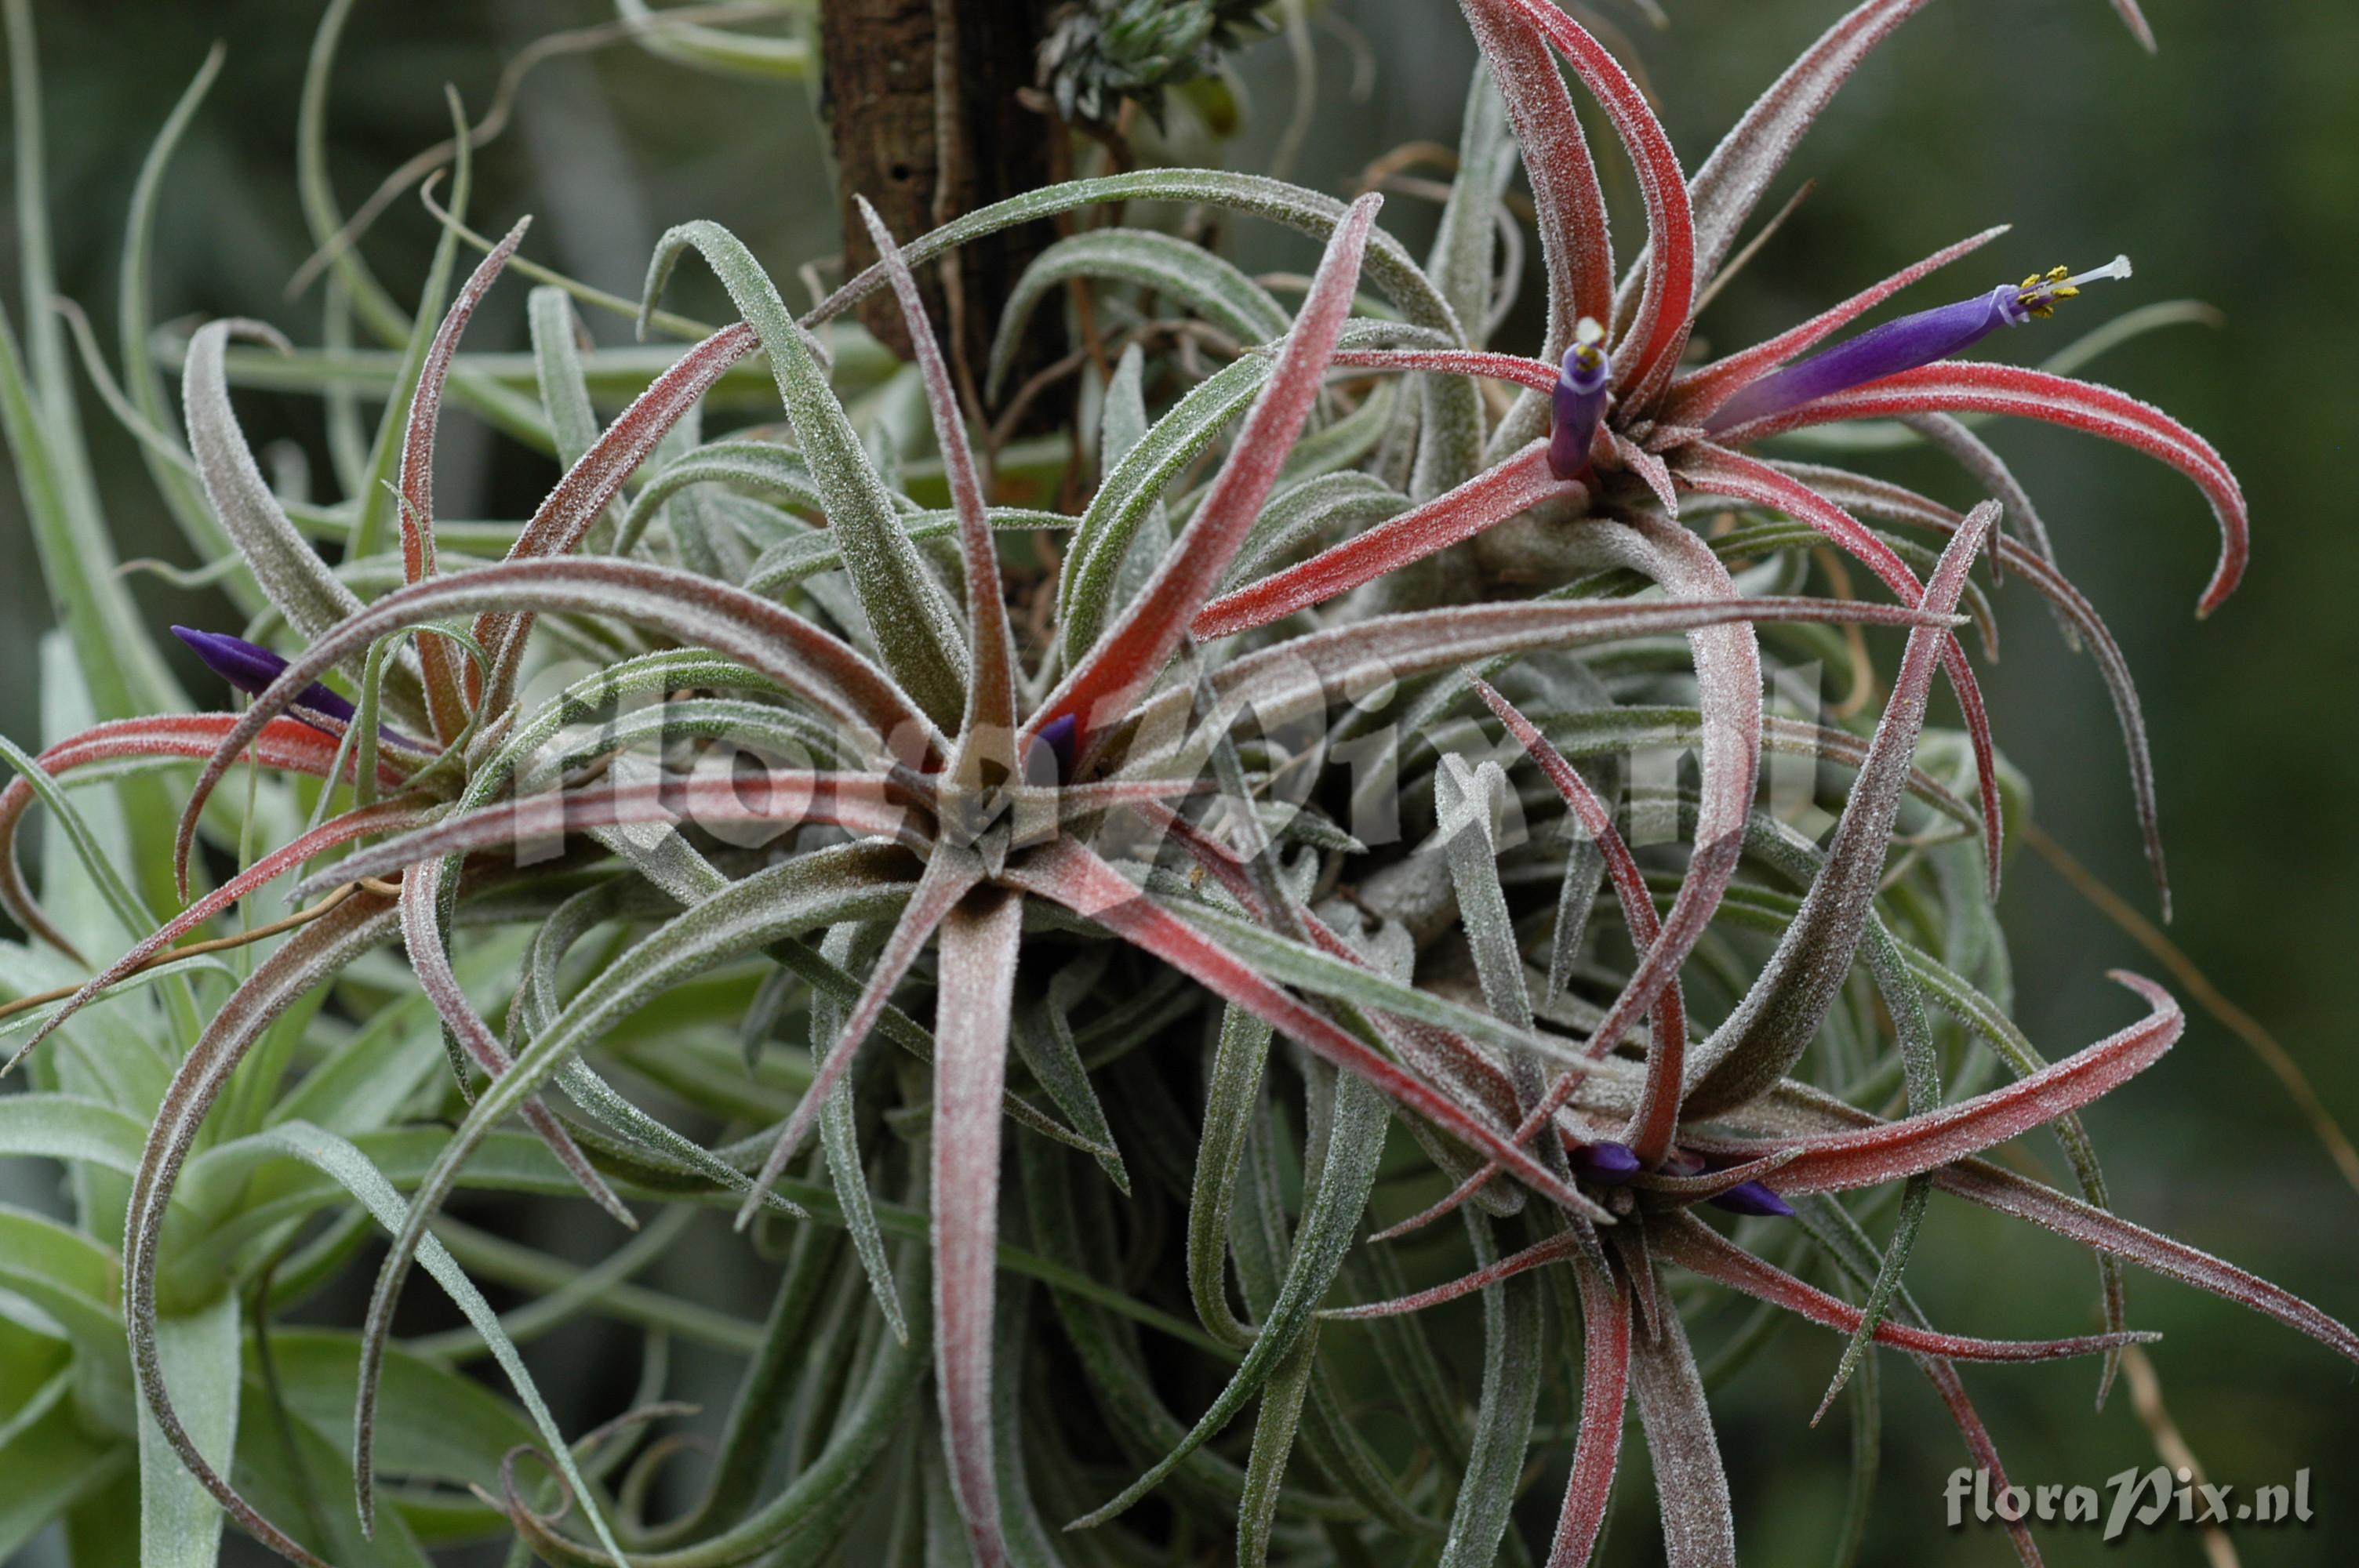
[
  {"xmin": 1570, "ymin": 1138, "xmax": 1641, "ymax": 1185},
  {"xmin": 1705, "ymin": 1180, "xmax": 1796, "ymax": 1219},
  {"xmin": 1547, "ymin": 317, "xmax": 1612, "ymax": 481},
  {"xmin": 172, "ymin": 626, "xmax": 425, "ymax": 751},
  {"xmin": 1706, "ymin": 255, "xmax": 2133, "ymax": 434},
  {"xmin": 1025, "ymin": 712, "xmax": 1079, "ymax": 787}
]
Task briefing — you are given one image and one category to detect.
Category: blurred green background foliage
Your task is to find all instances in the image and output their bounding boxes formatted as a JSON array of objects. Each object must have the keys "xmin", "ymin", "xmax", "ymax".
[{"xmin": 2, "ymin": 1, "xmax": 2352, "ymax": 1562}]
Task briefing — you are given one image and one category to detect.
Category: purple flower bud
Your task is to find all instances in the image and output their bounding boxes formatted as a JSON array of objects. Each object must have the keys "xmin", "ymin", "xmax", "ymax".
[
  {"xmin": 1706, "ymin": 256, "xmax": 2132, "ymax": 434},
  {"xmin": 174, "ymin": 626, "xmax": 355, "ymax": 723},
  {"xmin": 1547, "ymin": 317, "xmax": 1612, "ymax": 481},
  {"xmin": 1705, "ymin": 1179, "xmax": 1795, "ymax": 1219},
  {"xmin": 1025, "ymin": 712, "xmax": 1079, "ymax": 787},
  {"xmin": 172, "ymin": 626, "xmax": 426, "ymax": 752},
  {"xmin": 1570, "ymin": 1138, "xmax": 1641, "ymax": 1185}
]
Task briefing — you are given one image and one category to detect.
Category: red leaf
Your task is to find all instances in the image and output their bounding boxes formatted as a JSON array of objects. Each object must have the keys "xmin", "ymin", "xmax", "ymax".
[
  {"xmin": 930, "ymin": 888, "xmax": 1026, "ymax": 1568},
  {"xmin": 1681, "ymin": 501, "xmax": 1997, "ymax": 1117},
  {"xmin": 1936, "ymin": 1159, "xmax": 2359, "ymax": 1365},
  {"xmin": 1712, "ymin": 972, "xmax": 2182, "ymax": 1192},
  {"xmin": 314, "ymin": 771, "xmax": 925, "ymax": 890},
  {"xmin": 402, "ymin": 216, "xmax": 527, "ymax": 745},
  {"xmin": 1502, "ymin": 0, "xmax": 1694, "ymax": 405},
  {"xmin": 1325, "ymin": 346, "xmax": 1557, "ymax": 393},
  {"xmin": 1783, "ymin": 458, "xmax": 2168, "ymax": 912},
  {"xmin": 1037, "ymin": 194, "xmax": 1382, "ymax": 758},
  {"xmin": 1460, "ymin": 0, "xmax": 1615, "ymax": 338},
  {"xmin": 1472, "ymin": 678, "xmax": 1689, "ymax": 1165},
  {"xmin": 1193, "ymin": 443, "xmax": 1573, "ymax": 640},
  {"xmin": 170, "ymin": 557, "xmax": 937, "ymax": 899},
  {"xmin": 1709, "ymin": 362, "xmax": 2248, "ymax": 616},
  {"xmin": 398, "ymin": 859, "xmax": 634, "ymax": 1227},
  {"xmin": 472, "ymin": 321, "xmax": 761, "ymax": 706},
  {"xmin": 2, "ymin": 714, "xmax": 383, "ymax": 961},
  {"xmin": 1325, "ymin": 1230, "xmax": 1579, "ymax": 1319},
  {"xmin": 1655, "ymin": 1210, "xmax": 2153, "ymax": 1363},
  {"xmin": 1547, "ymin": 1249, "xmax": 1629, "ymax": 1567},
  {"xmin": 1379, "ymin": 516, "xmax": 1761, "ymax": 1231},
  {"xmin": 735, "ymin": 849, "xmax": 981, "ymax": 1226},
  {"xmin": 1674, "ymin": 441, "xmax": 2005, "ymax": 895},
  {"xmin": 5, "ymin": 797, "xmax": 426, "ymax": 1073},
  {"xmin": 856, "ymin": 199, "xmax": 1017, "ymax": 750}
]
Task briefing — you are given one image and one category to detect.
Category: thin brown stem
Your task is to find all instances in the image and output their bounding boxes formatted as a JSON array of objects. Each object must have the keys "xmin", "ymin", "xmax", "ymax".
[{"xmin": 0, "ymin": 877, "xmax": 403, "ymax": 1023}]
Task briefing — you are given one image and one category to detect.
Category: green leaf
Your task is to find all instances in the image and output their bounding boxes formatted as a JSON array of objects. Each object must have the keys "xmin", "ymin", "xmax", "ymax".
[
  {"xmin": 138, "ymin": 1290, "xmax": 240, "ymax": 1568},
  {"xmin": 0, "ymin": 1376, "xmax": 128, "ymax": 1563},
  {"xmin": 645, "ymin": 221, "xmax": 970, "ymax": 731},
  {"xmin": 118, "ymin": 44, "xmax": 243, "ymax": 580},
  {"xmin": 987, "ymin": 228, "xmax": 1289, "ymax": 401},
  {"xmin": 1437, "ymin": 1214, "xmax": 1543, "ymax": 1568}
]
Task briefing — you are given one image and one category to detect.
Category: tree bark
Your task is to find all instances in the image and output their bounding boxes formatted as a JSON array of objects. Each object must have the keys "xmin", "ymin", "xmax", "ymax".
[{"xmin": 817, "ymin": 0, "xmax": 1065, "ymax": 412}]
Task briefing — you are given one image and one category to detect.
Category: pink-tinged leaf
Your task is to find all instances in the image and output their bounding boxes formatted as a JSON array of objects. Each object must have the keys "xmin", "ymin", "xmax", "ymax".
[
  {"xmin": 397, "ymin": 858, "xmax": 634, "ymax": 1228},
  {"xmin": 1325, "ymin": 346, "xmax": 1558, "ymax": 392},
  {"xmin": 2110, "ymin": 0, "xmax": 2158, "ymax": 52},
  {"xmin": 1708, "ymin": 971, "xmax": 2182, "ymax": 1191},
  {"xmin": 1036, "ymin": 194, "xmax": 1382, "ymax": 760},
  {"xmin": 1655, "ymin": 1211, "xmax": 2153, "ymax": 1363},
  {"xmin": 1682, "ymin": 0, "xmax": 1935, "ymax": 286},
  {"xmin": 1710, "ymin": 362, "xmax": 2248, "ymax": 616},
  {"xmin": 1383, "ymin": 516, "xmax": 1759, "ymax": 1232},
  {"xmin": 1546, "ymin": 1247, "xmax": 1629, "ymax": 1567},
  {"xmin": 1459, "ymin": 0, "xmax": 1614, "ymax": 339},
  {"xmin": 930, "ymin": 887, "xmax": 1025, "ymax": 1568},
  {"xmin": 1005, "ymin": 837, "xmax": 1606, "ymax": 1219},
  {"xmin": 1192, "ymin": 442, "xmax": 1575, "ymax": 639},
  {"xmin": 1786, "ymin": 458, "xmax": 2168, "ymax": 912},
  {"xmin": 125, "ymin": 888, "xmax": 402, "ymax": 1568},
  {"xmin": 1666, "ymin": 225, "xmax": 2007, "ymax": 426},
  {"xmin": 736, "ymin": 848, "xmax": 982, "ymax": 1228},
  {"xmin": 6, "ymin": 797, "xmax": 427, "ymax": 1073},
  {"xmin": 1, "ymin": 714, "xmax": 385, "ymax": 962},
  {"xmin": 1674, "ymin": 441, "xmax": 2004, "ymax": 895},
  {"xmin": 1471, "ymin": 678, "xmax": 1689, "ymax": 1166},
  {"xmin": 1325, "ymin": 1231, "xmax": 1580, "ymax": 1319},
  {"xmin": 304, "ymin": 771, "xmax": 924, "ymax": 894},
  {"xmin": 856, "ymin": 198, "xmax": 1016, "ymax": 751},
  {"xmin": 1149, "ymin": 803, "xmax": 1525, "ymax": 1127},
  {"xmin": 1623, "ymin": 1258, "xmax": 1736, "ymax": 1568},
  {"xmin": 399, "ymin": 216, "xmax": 527, "ymax": 745},
  {"xmin": 1921, "ymin": 1358, "xmax": 2042, "ymax": 1567},
  {"xmin": 398, "ymin": 218, "xmax": 523, "ymax": 745},
  {"xmin": 1502, "ymin": 0, "xmax": 1693, "ymax": 405},
  {"xmin": 1135, "ymin": 593, "xmax": 1955, "ymax": 786},
  {"xmin": 1681, "ymin": 502, "xmax": 1996, "ymax": 1116},
  {"xmin": 473, "ymin": 320, "xmax": 761, "ymax": 707},
  {"xmin": 171, "ymin": 557, "xmax": 938, "ymax": 898},
  {"xmin": 1936, "ymin": 1159, "xmax": 2359, "ymax": 1366}
]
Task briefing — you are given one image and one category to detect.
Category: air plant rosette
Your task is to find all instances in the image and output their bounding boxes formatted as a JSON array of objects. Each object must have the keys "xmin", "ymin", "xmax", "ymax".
[{"xmin": 0, "ymin": 0, "xmax": 2344, "ymax": 1565}]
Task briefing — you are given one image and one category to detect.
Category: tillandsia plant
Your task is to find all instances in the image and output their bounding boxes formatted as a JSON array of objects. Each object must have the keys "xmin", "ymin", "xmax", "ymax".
[{"xmin": 0, "ymin": 0, "xmax": 2347, "ymax": 1565}]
